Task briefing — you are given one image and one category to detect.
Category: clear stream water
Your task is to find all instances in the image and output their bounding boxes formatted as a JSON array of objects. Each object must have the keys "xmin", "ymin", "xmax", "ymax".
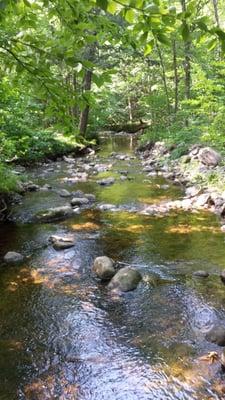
[{"xmin": 1, "ymin": 135, "xmax": 225, "ymax": 399}]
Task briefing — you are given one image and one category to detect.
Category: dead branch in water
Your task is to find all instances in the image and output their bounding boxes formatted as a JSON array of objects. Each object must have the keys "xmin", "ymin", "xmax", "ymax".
[{"xmin": 0, "ymin": 198, "xmax": 8, "ymax": 220}]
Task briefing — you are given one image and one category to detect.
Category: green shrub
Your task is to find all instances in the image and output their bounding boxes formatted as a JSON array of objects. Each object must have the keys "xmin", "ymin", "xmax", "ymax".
[{"xmin": 0, "ymin": 164, "xmax": 19, "ymax": 193}]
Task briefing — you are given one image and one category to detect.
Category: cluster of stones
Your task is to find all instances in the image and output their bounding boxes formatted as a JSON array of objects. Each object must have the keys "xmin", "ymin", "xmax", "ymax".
[
  {"xmin": 92, "ymin": 256, "xmax": 142, "ymax": 293},
  {"xmin": 138, "ymin": 142, "xmax": 225, "ymax": 229}
]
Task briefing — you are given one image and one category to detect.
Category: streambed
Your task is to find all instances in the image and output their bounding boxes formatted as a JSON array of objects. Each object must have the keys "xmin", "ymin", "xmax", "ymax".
[{"xmin": 1, "ymin": 135, "xmax": 225, "ymax": 399}]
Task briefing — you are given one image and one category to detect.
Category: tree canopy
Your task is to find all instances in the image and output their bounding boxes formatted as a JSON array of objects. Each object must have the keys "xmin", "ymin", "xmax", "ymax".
[{"xmin": 0, "ymin": 0, "xmax": 225, "ymax": 180}]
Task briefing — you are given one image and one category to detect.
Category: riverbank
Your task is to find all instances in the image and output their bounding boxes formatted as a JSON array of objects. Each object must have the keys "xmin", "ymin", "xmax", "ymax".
[
  {"xmin": 137, "ymin": 141, "xmax": 225, "ymax": 230},
  {"xmin": 0, "ymin": 131, "xmax": 93, "ymax": 220},
  {"xmin": 2, "ymin": 134, "xmax": 225, "ymax": 399}
]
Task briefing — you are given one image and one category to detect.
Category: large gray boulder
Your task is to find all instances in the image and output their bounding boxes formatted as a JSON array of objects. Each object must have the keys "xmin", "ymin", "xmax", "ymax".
[
  {"xmin": 35, "ymin": 205, "xmax": 73, "ymax": 222},
  {"xmin": 92, "ymin": 256, "xmax": 116, "ymax": 280},
  {"xmin": 108, "ymin": 266, "xmax": 142, "ymax": 292},
  {"xmin": 4, "ymin": 251, "xmax": 24, "ymax": 264},
  {"xmin": 198, "ymin": 147, "xmax": 222, "ymax": 167}
]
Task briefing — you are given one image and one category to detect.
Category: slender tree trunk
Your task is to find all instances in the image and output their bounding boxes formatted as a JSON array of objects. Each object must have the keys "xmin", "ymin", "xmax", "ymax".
[
  {"xmin": 181, "ymin": 0, "xmax": 191, "ymax": 102},
  {"xmin": 72, "ymin": 73, "xmax": 79, "ymax": 120},
  {"xmin": 156, "ymin": 42, "xmax": 171, "ymax": 114},
  {"xmin": 78, "ymin": 69, "xmax": 93, "ymax": 136},
  {"xmin": 212, "ymin": 0, "xmax": 221, "ymax": 59},
  {"xmin": 180, "ymin": 0, "xmax": 191, "ymax": 126},
  {"xmin": 78, "ymin": 43, "xmax": 96, "ymax": 137},
  {"xmin": 212, "ymin": 0, "xmax": 220, "ymax": 26},
  {"xmin": 128, "ymin": 96, "xmax": 133, "ymax": 122},
  {"xmin": 172, "ymin": 39, "xmax": 179, "ymax": 114},
  {"xmin": 183, "ymin": 40, "xmax": 191, "ymax": 101}
]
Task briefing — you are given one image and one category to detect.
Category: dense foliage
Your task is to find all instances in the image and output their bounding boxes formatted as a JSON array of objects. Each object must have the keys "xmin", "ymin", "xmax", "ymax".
[{"xmin": 0, "ymin": 0, "xmax": 225, "ymax": 192}]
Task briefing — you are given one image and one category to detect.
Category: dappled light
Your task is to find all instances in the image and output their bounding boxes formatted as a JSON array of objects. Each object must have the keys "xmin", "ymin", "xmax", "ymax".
[
  {"xmin": 1, "ymin": 0, "xmax": 225, "ymax": 398},
  {"xmin": 71, "ymin": 222, "xmax": 101, "ymax": 231},
  {"xmin": 165, "ymin": 224, "xmax": 221, "ymax": 234},
  {"xmin": 138, "ymin": 196, "xmax": 172, "ymax": 204}
]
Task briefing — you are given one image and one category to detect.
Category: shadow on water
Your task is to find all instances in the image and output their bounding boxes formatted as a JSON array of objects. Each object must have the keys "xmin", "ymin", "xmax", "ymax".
[{"xmin": 1, "ymin": 134, "xmax": 225, "ymax": 399}]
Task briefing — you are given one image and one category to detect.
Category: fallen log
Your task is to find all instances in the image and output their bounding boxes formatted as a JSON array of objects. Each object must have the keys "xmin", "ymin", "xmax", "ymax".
[{"xmin": 106, "ymin": 121, "xmax": 149, "ymax": 134}]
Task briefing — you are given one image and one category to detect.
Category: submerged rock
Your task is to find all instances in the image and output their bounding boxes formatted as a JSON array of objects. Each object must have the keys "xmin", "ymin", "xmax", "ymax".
[
  {"xmin": 92, "ymin": 256, "xmax": 116, "ymax": 280},
  {"xmin": 193, "ymin": 270, "xmax": 209, "ymax": 278},
  {"xmin": 206, "ymin": 325, "xmax": 225, "ymax": 346},
  {"xmin": 143, "ymin": 273, "xmax": 175, "ymax": 286},
  {"xmin": 40, "ymin": 184, "xmax": 52, "ymax": 191},
  {"xmin": 35, "ymin": 205, "xmax": 73, "ymax": 222},
  {"xmin": 49, "ymin": 235, "xmax": 76, "ymax": 250},
  {"xmin": 71, "ymin": 197, "xmax": 89, "ymax": 206},
  {"xmin": 71, "ymin": 190, "xmax": 84, "ymax": 198},
  {"xmin": 98, "ymin": 203, "xmax": 117, "ymax": 211},
  {"xmin": 108, "ymin": 266, "xmax": 142, "ymax": 292},
  {"xmin": 4, "ymin": 251, "xmax": 24, "ymax": 264},
  {"xmin": 97, "ymin": 177, "xmax": 115, "ymax": 186},
  {"xmin": 23, "ymin": 181, "xmax": 40, "ymax": 192},
  {"xmin": 57, "ymin": 189, "xmax": 71, "ymax": 198},
  {"xmin": 85, "ymin": 194, "xmax": 96, "ymax": 202}
]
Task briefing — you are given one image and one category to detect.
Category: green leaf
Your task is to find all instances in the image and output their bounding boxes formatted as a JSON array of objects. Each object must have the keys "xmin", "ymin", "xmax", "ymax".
[
  {"xmin": 93, "ymin": 74, "xmax": 105, "ymax": 87},
  {"xmin": 214, "ymin": 28, "xmax": 225, "ymax": 41},
  {"xmin": 207, "ymin": 38, "xmax": 217, "ymax": 51},
  {"xmin": 139, "ymin": 32, "xmax": 148, "ymax": 44},
  {"xmin": 107, "ymin": 0, "xmax": 118, "ymax": 14},
  {"xmin": 96, "ymin": 0, "xmax": 108, "ymax": 11},
  {"xmin": 157, "ymin": 33, "xmax": 170, "ymax": 46},
  {"xmin": 186, "ymin": 0, "xmax": 196, "ymax": 16},
  {"xmin": 221, "ymin": 39, "xmax": 225, "ymax": 55},
  {"xmin": 181, "ymin": 22, "xmax": 190, "ymax": 41},
  {"xmin": 136, "ymin": 0, "xmax": 143, "ymax": 7},
  {"xmin": 23, "ymin": 0, "xmax": 31, "ymax": 6},
  {"xmin": 82, "ymin": 60, "xmax": 96, "ymax": 69},
  {"xmin": 144, "ymin": 40, "xmax": 154, "ymax": 56},
  {"xmin": 125, "ymin": 9, "xmax": 135, "ymax": 23},
  {"xmin": 145, "ymin": 3, "xmax": 160, "ymax": 14}
]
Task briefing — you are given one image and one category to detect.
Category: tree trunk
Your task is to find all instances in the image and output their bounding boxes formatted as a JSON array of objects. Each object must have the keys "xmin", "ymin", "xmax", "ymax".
[
  {"xmin": 183, "ymin": 40, "xmax": 191, "ymax": 101},
  {"xmin": 78, "ymin": 43, "xmax": 96, "ymax": 137},
  {"xmin": 212, "ymin": 0, "xmax": 221, "ymax": 59},
  {"xmin": 172, "ymin": 39, "xmax": 179, "ymax": 114},
  {"xmin": 181, "ymin": 0, "xmax": 191, "ymax": 102},
  {"xmin": 72, "ymin": 73, "xmax": 79, "ymax": 120},
  {"xmin": 212, "ymin": 0, "xmax": 220, "ymax": 26},
  {"xmin": 181, "ymin": 0, "xmax": 191, "ymax": 126},
  {"xmin": 128, "ymin": 96, "xmax": 133, "ymax": 122},
  {"xmin": 156, "ymin": 42, "xmax": 171, "ymax": 114},
  {"xmin": 78, "ymin": 69, "xmax": 93, "ymax": 136}
]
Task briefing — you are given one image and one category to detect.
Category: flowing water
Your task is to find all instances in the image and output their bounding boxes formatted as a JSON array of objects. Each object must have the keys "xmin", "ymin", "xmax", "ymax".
[{"xmin": 1, "ymin": 135, "xmax": 225, "ymax": 399}]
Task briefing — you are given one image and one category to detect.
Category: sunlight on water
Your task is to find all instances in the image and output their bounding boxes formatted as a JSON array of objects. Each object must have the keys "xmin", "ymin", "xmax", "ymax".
[{"xmin": 0, "ymin": 135, "xmax": 225, "ymax": 399}]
